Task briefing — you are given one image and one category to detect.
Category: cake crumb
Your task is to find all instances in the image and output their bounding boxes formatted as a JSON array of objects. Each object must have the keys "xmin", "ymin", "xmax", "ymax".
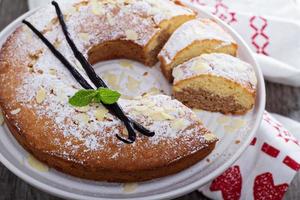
[
  {"xmin": 143, "ymin": 72, "xmax": 148, "ymax": 76},
  {"xmin": 10, "ymin": 108, "xmax": 21, "ymax": 115},
  {"xmin": 235, "ymin": 140, "xmax": 241, "ymax": 144}
]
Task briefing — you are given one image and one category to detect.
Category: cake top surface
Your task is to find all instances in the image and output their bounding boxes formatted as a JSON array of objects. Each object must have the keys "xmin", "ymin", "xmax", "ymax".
[
  {"xmin": 0, "ymin": 0, "xmax": 215, "ymax": 168},
  {"xmin": 173, "ymin": 53, "xmax": 257, "ymax": 90},
  {"xmin": 158, "ymin": 18, "xmax": 236, "ymax": 65},
  {"xmin": 27, "ymin": 0, "xmax": 194, "ymax": 50}
]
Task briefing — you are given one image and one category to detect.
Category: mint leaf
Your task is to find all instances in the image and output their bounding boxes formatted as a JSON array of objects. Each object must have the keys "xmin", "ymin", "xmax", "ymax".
[
  {"xmin": 97, "ymin": 88, "xmax": 121, "ymax": 104},
  {"xmin": 69, "ymin": 89, "xmax": 97, "ymax": 107}
]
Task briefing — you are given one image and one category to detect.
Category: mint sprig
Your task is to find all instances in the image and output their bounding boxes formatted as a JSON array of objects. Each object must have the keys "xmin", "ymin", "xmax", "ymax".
[{"xmin": 69, "ymin": 88, "xmax": 121, "ymax": 107}]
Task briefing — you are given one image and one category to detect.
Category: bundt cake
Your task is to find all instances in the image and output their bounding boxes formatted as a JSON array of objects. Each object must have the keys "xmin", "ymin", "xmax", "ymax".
[
  {"xmin": 172, "ymin": 53, "xmax": 257, "ymax": 114},
  {"xmin": 158, "ymin": 19, "xmax": 238, "ymax": 81},
  {"xmin": 0, "ymin": 0, "xmax": 218, "ymax": 182}
]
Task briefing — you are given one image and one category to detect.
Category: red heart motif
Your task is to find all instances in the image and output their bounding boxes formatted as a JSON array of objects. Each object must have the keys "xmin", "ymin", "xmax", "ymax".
[
  {"xmin": 210, "ymin": 165, "xmax": 242, "ymax": 200},
  {"xmin": 253, "ymin": 172, "xmax": 288, "ymax": 200}
]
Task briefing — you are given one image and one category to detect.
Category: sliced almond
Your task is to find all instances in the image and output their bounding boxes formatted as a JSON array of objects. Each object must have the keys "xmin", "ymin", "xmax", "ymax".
[
  {"xmin": 91, "ymin": 0, "xmax": 104, "ymax": 15},
  {"xmin": 78, "ymin": 32, "xmax": 90, "ymax": 41},
  {"xmin": 103, "ymin": 73, "xmax": 120, "ymax": 90},
  {"xmin": 191, "ymin": 64, "xmax": 207, "ymax": 73},
  {"xmin": 121, "ymin": 128, "xmax": 129, "ymax": 137},
  {"xmin": 126, "ymin": 76, "xmax": 140, "ymax": 91},
  {"xmin": 203, "ymin": 133, "xmax": 217, "ymax": 142},
  {"xmin": 36, "ymin": 88, "xmax": 47, "ymax": 104},
  {"xmin": 232, "ymin": 119, "xmax": 246, "ymax": 129},
  {"xmin": 146, "ymin": 87, "xmax": 161, "ymax": 96},
  {"xmin": 0, "ymin": 110, "xmax": 4, "ymax": 125},
  {"xmin": 171, "ymin": 119, "xmax": 188, "ymax": 131},
  {"xmin": 75, "ymin": 106, "xmax": 90, "ymax": 112},
  {"xmin": 217, "ymin": 116, "xmax": 230, "ymax": 124},
  {"xmin": 49, "ymin": 68, "xmax": 57, "ymax": 76},
  {"xmin": 11, "ymin": 108, "xmax": 21, "ymax": 115},
  {"xmin": 119, "ymin": 60, "xmax": 133, "ymax": 68},
  {"xmin": 27, "ymin": 155, "xmax": 49, "ymax": 172},
  {"xmin": 123, "ymin": 182, "xmax": 138, "ymax": 193},
  {"xmin": 75, "ymin": 113, "xmax": 90, "ymax": 125},
  {"xmin": 94, "ymin": 107, "xmax": 109, "ymax": 121},
  {"xmin": 125, "ymin": 29, "xmax": 138, "ymax": 41},
  {"xmin": 150, "ymin": 111, "xmax": 174, "ymax": 121},
  {"xmin": 224, "ymin": 125, "xmax": 236, "ymax": 133},
  {"xmin": 53, "ymin": 39, "xmax": 61, "ymax": 48},
  {"xmin": 132, "ymin": 105, "xmax": 148, "ymax": 112}
]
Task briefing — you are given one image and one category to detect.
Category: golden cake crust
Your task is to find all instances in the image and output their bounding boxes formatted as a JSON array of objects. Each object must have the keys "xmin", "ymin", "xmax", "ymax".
[{"xmin": 0, "ymin": 0, "xmax": 217, "ymax": 182}]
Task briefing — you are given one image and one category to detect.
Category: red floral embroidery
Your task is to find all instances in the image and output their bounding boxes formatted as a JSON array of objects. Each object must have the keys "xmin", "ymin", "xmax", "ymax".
[
  {"xmin": 210, "ymin": 166, "xmax": 242, "ymax": 200},
  {"xmin": 261, "ymin": 143, "xmax": 280, "ymax": 158},
  {"xmin": 250, "ymin": 16, "xmax": 269, "ymax": 55},
  {"xmin": 253, "ymin": 173, "xmax": 288, "ymax": 200}
]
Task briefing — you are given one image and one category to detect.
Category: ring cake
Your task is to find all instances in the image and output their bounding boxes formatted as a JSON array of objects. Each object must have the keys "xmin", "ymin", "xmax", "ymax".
[
  {"xmin": 0, "ymin": 0, "xmax": 220, "ymax": 182},
  {"xmin": 158, "ymin": 19, "xmax": 238, "ymax": 81},
  {"xmin": 173, "ymin": 53, "xmax": 257, "ymax": 114}
]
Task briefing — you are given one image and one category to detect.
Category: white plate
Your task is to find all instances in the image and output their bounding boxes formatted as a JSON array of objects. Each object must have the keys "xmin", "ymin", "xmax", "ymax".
[{"xmin": 0, "ymin": 2, "xmax": 265, "ymax": 200}]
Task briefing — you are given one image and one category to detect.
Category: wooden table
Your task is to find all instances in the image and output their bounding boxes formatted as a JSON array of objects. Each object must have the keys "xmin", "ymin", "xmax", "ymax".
[{"xmin": 0, "ymin": 0, "xmax": 299, "ymax": 199}]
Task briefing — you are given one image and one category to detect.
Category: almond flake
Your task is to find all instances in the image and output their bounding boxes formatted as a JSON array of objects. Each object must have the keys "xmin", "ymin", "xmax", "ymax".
[
  {"xmin": 94, "ymin": 107, "xmax": 109, "ymax": 121},
  {"xmin": 146, "ymin": 87, "xmax": 161, "ymax": 95},
  {"xmin": 0, "ymin": 110, "xmax": 4, "ymax": 125},
  {"xmin": 224, "ymin": 125, "xmax": 236, "ymax": 133},
  {"xmin": 103, "ymin": 73, "xmax": 120, "ymax": 90},
  {"xmin": 27, "ymin": 155, "xmax": 49, "ymax": 172},
  {"xmin": 119, "ymin": 60, "xmax": 133, "ymax": 68},
  {"xmin": 10, "ymin": 108, "xmax": 21, "ymax": 115},
  {"xmin": 133, "ymin": 105, "xmax": 148, "ymax": 112},
  {"xmin": 171, "ymin": 119, "xmax": 188, "ymax": 131},
  {"xmin": 75, "ymin": 113, "xmax": 90, "ymax": 125},
  {"xmin": 75, "ymin": 106, "xmax": 90, "ymax": 112},
  {"xmin": 125, "ymin": 29, "xmax": 138, "ymax": 41},
  {"xmin": 121, "ymin": 128, "xmax": 129, "ymax": 136},
  {"xmin": 78, "ymin": 32, "xmax": 90, "ymax": 41},
  {"xmin": 150, "ymin": 111, "xmax": 174, "ymax": 121},
  {"xmin": 36, "ymin": 88, "xmax": 47, "ymax": 104},
  {"xmin": 123, "ymin": 182, "xmax": 138, "ymax": 193},
  {"xmin": 91, "ymin": 0, "xmax": 104, "ymax": 15},
  {"xmin": 49, "ymin": 68, "xmax": 57, "ymax": 76},
  {"xmin": 203, "ymin": 133, "xmax": 217, "ymax": 142},
  {"xmin": 191, "ymin": 62, "xmax": 208, "ymax": 73},
  {"xmin": 217, "ymin": 116, "xmax": 230, "ymax": 124},
  {"xmin": 126, "ymin": 76, "xmax": 140, "ymax": 91},
  {"xmin": 232, "ymin": 119, "xmax": 246, "ymax": 129}
]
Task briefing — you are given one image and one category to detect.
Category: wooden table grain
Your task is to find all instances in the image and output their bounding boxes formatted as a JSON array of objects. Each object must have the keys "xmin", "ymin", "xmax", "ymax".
[{"xmin": 0, "ymin": 0, "xmax": 299, "ymax": 199}]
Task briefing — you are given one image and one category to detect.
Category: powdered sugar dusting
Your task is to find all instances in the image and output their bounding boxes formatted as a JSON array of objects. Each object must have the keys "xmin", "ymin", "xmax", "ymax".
[
  {"xmin": 8, "ymin": 0, "xmax": 215, "ymax": 161},
  {"xmin": 159, "ymin": 19, "xmax": 236, "ymax": 65}
]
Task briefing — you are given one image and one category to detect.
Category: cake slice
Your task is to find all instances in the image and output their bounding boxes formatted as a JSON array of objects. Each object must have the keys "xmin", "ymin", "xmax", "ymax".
[
  {"xmin": 158, "ymin": 19, "xmax": 238, "ymax": 81},
  {"xmin": 172, "ymin": 53, "xmax": 257, "ymax": 115}
]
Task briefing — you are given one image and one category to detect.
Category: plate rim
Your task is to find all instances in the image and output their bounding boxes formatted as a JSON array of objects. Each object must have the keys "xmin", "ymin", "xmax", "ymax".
[{"xmin": 0, "ymin": 3, "xmax": 266, "ymax": 200}]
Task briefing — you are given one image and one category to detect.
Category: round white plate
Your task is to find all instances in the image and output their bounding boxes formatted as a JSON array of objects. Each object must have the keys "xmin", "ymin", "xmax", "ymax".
[{"xmin": 0, "ymin": 2, "xmax": 265, "ymax": 200}]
